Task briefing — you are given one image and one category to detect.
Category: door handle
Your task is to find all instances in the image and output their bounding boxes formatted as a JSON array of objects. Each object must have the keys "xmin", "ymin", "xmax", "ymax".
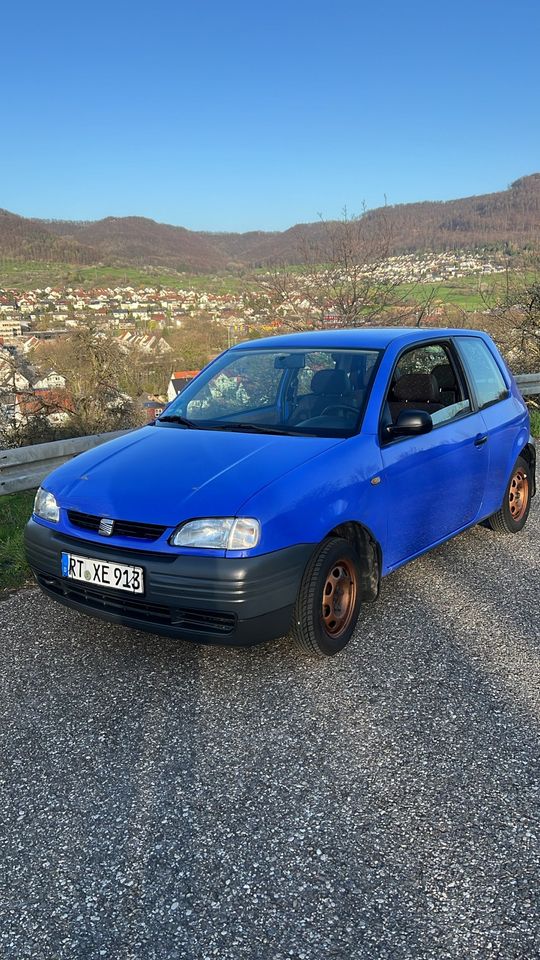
[{"xmin": 474, "ymin": 434, "xmax": 488, "ymax": 447}]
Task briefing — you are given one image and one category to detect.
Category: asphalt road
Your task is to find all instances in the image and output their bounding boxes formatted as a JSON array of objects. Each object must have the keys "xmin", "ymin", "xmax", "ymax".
[{"xmin": 1, "ymin": 508, "xmax": 539, "ymax": 960}]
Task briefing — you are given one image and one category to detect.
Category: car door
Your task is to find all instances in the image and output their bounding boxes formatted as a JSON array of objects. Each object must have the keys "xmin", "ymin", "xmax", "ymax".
[
  {"xmin": 454, "ymin": 334, "xmax": 530, "ymax": 516},
  {"xmin": 379, "ymin": 340, "xmax": 489, "ymax": 569}
]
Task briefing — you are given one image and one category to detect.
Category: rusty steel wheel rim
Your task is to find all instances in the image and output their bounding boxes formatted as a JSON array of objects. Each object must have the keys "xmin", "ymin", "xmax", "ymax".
[
  {"xmin": 321, "ymin": 558, "xmax": 357, "ymax": 639},
  {"xmin": 508, "ymin": 468, "xmax": 529, "ymax": 521}
]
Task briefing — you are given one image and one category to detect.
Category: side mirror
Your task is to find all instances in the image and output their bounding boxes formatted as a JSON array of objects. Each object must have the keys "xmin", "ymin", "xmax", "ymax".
[{"xmin": 386, "ymin": 409, "xmax": 433, "ymax": 438}]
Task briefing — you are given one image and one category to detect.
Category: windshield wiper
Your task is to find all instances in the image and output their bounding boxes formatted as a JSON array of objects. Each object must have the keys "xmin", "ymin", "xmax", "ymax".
[
  {"xmin": 157, "ymin": 414, "xmax": 199, "ymax": 428},
  {"xmin": 209, "ymin": 421, "xmax": 312, "ymax": 437},
  {"xmin": 158, "ymin": 416, "xmax": 315, "ymax": 436}
]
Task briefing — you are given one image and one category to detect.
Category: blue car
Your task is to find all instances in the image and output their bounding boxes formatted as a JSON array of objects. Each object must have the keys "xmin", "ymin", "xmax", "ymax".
[{"xmin": 25, "ymin": 328, "xmax": 536, "ymax": 656}]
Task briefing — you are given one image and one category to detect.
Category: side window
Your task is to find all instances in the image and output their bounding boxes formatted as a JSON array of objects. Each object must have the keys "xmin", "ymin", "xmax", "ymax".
[
  {"xmin": 383, "ymin": 341, "xmax": 472, "ymax": 434},
  {"xmin": 395, "ymin": 343, "xmax": 449, "ymax": 377},
  {"xmin": 456, "ymin": 337, "xmax": 509, "ymax": 409}
]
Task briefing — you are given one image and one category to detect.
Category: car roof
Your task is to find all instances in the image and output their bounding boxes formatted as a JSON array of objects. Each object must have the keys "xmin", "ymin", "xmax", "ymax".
[{"xmin": 232, "ymin": 327, "xmax": 486, "ymax": 352}]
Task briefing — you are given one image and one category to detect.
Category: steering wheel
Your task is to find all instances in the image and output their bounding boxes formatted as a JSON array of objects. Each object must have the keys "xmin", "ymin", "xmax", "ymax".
[{"xmin": 320, "ymin": 404, "xmax": 359, "ymax": 419}]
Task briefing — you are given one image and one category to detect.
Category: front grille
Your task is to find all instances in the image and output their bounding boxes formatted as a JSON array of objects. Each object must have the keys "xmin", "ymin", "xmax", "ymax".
[
  {"xmin": 38, "ymin": 575, "xmax": 236, "ymax": 635},
  {"xmin": 171, "ymin": 609, "xmax": 236, "ymax": 634},
  {"xmin": 67, "ymin": 510, "xmax": 167, "ymax": 542}
]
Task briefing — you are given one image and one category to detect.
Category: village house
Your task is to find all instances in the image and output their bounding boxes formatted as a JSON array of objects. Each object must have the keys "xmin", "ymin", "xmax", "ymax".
[
  {"xmin": 15, "ymin": 388, "xmax": 73, "ymax": 424},
  {"xmin": 142, "ymin": 396, "xmax": 166, "ymax": 422},
  {"xmin": 0, "ymin": 317, "xmax": 24, "ymax": 338},
  {"xmin": 0, "ymin": 365, "xmax": 31, "ymax": 392},
  {"xmin": 167, "ymin": 370, "xmax": 200, "ymax": 402},
  {"xmin": 32, "ymin": 371, "xmax": 67, "ymax": 390}
]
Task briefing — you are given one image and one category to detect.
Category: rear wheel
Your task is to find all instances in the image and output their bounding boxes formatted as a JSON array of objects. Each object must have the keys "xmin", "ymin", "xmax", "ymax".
[
  {"xmin": 291, "ymin": 537, "xmax": 362, "ymax": 656},
  {"xmin": 488, "ymin": 455, "xmax": 531, "ymax": 534}
]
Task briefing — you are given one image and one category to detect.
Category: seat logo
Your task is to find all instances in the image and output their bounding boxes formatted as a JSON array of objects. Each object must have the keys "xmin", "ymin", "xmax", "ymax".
[{"xmin": 98, "ymin": 518, "xmax": 115, "ymax": 537}]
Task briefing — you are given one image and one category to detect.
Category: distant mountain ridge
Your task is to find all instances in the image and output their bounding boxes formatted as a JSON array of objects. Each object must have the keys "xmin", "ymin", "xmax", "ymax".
[{"xmin": 1, "ymin": 174, "xmax": 539, "ymax": 273}]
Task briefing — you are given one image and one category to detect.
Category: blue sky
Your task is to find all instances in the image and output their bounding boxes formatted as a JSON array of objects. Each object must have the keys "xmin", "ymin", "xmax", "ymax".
[{"xmin": 1, "ymin": 0, "xmax": 539, "ymax": 231}]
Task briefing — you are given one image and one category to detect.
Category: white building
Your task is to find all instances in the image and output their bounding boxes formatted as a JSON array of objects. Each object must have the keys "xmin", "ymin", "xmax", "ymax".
[
  {"xmin": 33, "ymin": 371, "xmax": 67, "ymax": 390},
  {"xmin": 0, "ymin": 317, "xmax": 23, "ymax": 338}
]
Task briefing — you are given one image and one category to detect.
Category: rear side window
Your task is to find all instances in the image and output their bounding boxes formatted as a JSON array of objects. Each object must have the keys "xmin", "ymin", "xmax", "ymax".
[{"xmin": 456, "ymin": 337, "xmax": 508, "ymax": 409}]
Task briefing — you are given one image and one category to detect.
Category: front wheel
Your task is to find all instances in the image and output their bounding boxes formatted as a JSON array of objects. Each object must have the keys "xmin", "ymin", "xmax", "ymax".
[
  {"xmin": 488, "ymin": 455, "xmax": 531, "ymax": 534},
  {"xmin": 290, "ymin": 537, "xmax": 362, "ymax": 656}
]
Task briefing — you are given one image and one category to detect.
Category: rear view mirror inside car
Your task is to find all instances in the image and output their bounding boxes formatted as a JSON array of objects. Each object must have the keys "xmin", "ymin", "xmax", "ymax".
[{"xmin": 274, "ymin": 354, "xmax": 305, "ymax": 369}]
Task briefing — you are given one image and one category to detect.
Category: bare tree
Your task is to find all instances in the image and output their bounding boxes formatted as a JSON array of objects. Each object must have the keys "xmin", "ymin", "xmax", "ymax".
[
  {"xmin": 251, "ymin": 206, "xmax": 438, "ymax": 330},
  {"xmin": 166, "ymin": 314, "xmax": 228, "ymax": 371},
  {"xmin": 32, "ymin": 320, "xmax": 142, "ymax": 435},
  {"xmin": 480, "ymin": 254, "xmax": 540, "ymax": 372},
  {"xmin": 0, "ymin": 350, "xmax": 72, "ymax": 447}
]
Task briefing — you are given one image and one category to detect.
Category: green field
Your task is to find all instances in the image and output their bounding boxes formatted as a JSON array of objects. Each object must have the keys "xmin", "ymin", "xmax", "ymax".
[
  {"xmin": 0, "ymin": 490, "xmax": 34, "ymax": 592},
  {"xmin": 0, "ymin": 258, "xmax": 250, "ymax": 293},
  {"xmin": 393, "ymin": 272, "xmax": 513, "ymax": 311}
]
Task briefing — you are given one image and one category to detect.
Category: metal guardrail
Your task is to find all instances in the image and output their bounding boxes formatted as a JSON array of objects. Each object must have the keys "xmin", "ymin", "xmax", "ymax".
[
  {"xmin": 515, "ymin": 373, "xmax": 540, "ymax": 397},
  {"xmin": 0, "ymin": 373, "xmax": 538, "ymax": 497},
  {"xmin": 0, "ymin": 431, "xmax": 129, "ymax": 496}
]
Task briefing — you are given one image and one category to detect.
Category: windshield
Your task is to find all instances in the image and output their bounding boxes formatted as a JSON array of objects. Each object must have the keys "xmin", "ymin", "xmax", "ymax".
[{"xmin": 160, "ymin": 347, "xmax": 381, "ymax": 437}]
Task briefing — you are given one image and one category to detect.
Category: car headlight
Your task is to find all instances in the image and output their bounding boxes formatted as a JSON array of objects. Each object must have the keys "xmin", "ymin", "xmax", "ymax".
[
  {"xmin": 170, "ymin": 517, "xmax": 260, "ymax": 550},
  {"xmin": 34, "ymin": 487, "xmax": 60, "ymax": 523}
]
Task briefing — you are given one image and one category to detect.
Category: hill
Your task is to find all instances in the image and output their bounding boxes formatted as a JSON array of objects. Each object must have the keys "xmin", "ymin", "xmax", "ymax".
[
  {"xmin": 360, "ymin": 173, "xmax": 540, "ymax": 253},
  {"xmin": 0, "ymin": 209, "xmax": 96, "ymax": 265},
  {"xmin": 44, "ymin": 216, "xmax": 229, "ymax": 272},
  {"xmin": 0, "ymin": 175, "xmax": 539, "ymax": 274}
]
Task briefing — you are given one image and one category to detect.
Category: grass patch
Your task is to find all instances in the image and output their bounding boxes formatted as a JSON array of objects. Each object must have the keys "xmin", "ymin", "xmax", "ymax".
[
  {"xmin": 0, "ymin": 490, "xmax": 35, "ymax": 592},
  {"xmin": 528, "ymin": 405, "xmax": 540, "ymax": 438},
  {"xmin": 388, "ymin": 274, "xmax": 509, "ymax": 311},
  {"xmin": 0, "ymin": 258, "xmax": 252, "ymax": 293}
]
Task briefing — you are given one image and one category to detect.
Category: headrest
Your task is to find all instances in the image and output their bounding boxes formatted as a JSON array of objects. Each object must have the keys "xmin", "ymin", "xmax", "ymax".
[
  {"xmin": 349, "ymin": 366, "xmax": 368, "ymax": 389},
  {"xmin": 311, "ymin": 369, "xmax": 350, "ymax": 395},
  {"xmin": 432, "ymin": 364, "xmax": 456, "ymax": 390},
  {"xmin": 393, "ymin": 372, "xmax": 440, "ymax": 403}
]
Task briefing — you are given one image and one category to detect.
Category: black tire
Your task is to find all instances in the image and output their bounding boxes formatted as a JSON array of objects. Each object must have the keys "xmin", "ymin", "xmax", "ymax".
[
  {"xmin": 290, "ymin": 537, "xmax": 362, "ymax": 657},
  {"xmin": 488, "ymin": 455, "xmax": 531, "ymax": 534}
]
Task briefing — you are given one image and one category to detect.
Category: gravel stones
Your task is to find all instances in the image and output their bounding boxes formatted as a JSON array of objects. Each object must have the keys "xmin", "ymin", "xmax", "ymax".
[{"xmin": 1, "ymin": 508, "xmax": 539, "ymax": 958}]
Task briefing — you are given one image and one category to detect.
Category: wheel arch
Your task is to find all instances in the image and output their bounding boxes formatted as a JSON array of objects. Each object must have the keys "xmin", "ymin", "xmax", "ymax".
[
  {"xmin": 324, "ymin": 520, "xmax": 382, "ymax": 603},
  {"xmin": 519, "ymin": 439, "xmax": 536, "ymax": 498}
]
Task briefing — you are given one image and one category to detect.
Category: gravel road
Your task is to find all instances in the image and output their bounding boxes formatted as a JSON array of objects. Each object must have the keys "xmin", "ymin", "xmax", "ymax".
[{"xmin": 1, "ymin": 508, "xmax": 539, "ymax": 959}]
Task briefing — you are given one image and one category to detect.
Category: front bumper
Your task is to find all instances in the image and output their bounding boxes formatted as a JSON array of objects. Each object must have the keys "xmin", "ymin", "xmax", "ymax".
[{"xmin": 25, "ymin": 518, "xmax": 313, "ymax": 646}]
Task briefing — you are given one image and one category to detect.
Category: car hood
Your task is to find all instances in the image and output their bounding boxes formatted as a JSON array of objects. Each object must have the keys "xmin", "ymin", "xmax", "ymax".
[{"xmin": 46, "ymin": 425, "xmax": 344, "ymax": 526}]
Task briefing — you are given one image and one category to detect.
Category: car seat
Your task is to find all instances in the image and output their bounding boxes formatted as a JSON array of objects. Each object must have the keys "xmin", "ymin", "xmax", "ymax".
[
  {"xmin": 289, "ymin": 369, "xmax": 351, "ymax": 424},
  {"xmin": 432, "ymin": 363, "xmax": 458, "ymax": 406},
  {"xmin": 389, "ymin": 372, "xmax": 444, "ymax": 422}
]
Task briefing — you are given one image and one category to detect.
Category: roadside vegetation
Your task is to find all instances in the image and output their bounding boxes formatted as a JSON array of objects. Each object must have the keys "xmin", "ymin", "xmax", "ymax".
[
  {"xmin": 528, "ymin": 404, "xmax": 540, "ymax": 437},
  {"xmin": 0, "ymin": 491, "xmax": 34, "ymax": 592}
]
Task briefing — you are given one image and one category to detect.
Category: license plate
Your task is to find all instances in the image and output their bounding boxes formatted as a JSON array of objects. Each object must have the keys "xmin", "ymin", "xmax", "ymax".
[{"xmin": 61, "ymin": 552, "xmax": 144, "ymax": 594}]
